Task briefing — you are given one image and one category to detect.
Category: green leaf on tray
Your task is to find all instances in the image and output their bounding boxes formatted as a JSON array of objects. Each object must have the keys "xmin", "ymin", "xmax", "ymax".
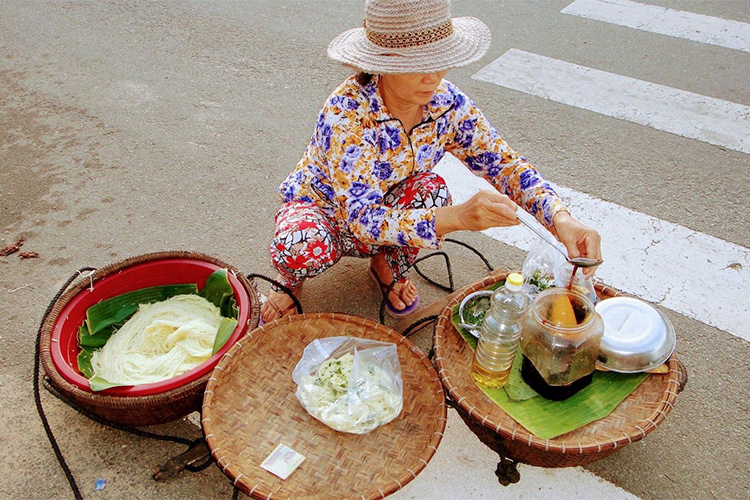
[
  {"xmin": 450, "ymin": 287, "xmax": 648, "ymax": 439},
  {"xmin": 86, "ymin": 283, "xmax": 198, "ymax": 335},
  {"xmin": 503, "ymin": 347, "xmax": 539, "ymax": 401},
  {"xmin": 478, "ymin": 370, "xmax": 647, "ymax": 439},
  {"xmin": 212, "ymin": 317, "xmax": 238, "ymax": 354},
  {"xmin": 78, "ymin": 323, "xmax": 115, "ymax": 348}
]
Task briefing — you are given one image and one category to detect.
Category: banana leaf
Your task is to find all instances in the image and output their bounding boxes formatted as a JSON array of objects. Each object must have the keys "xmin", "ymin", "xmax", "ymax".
[
  {"xmin": 77, "ymin": 347, "xmax": 95, "ymax": 378},
  {"xmin": 86, "ymin": 283, "xmax": 198, "ymax": 335},
  {"xmin": 503, "ymin": 348, "xmax": 539, "ymax": 401},
  {"xmin": 89, "ymin": 375, "xmax": 126, "ymax": 392},
  {"xmin": 78, "ymin": 323, "xmax": 115, "ymax": 348},
  {"xmin": 450, "ymin": 289, "xmax": 648, "ymax": 439},
  {"xmin": 199, "ymin": 269, "xmax": 238, "ymax": 319},
  {"xmin": 478, "ymin": 370, "xmax": 647, "ymax": 439},
  {"xmin": 212, "ymin": 317, "xmax": 238, "ymax": 354}
]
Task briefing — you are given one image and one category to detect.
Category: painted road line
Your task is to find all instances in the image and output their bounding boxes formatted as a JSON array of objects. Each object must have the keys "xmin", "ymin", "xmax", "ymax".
[
  {"xmin": 434, "ymin": 154, "xmax": 750, "ymax": 342},
  {"xmin": 562, "ymin": 0, "xmax": 750, "ymax": 53},
  {"xmin": 472, "ymin": 49, "xmax": 750, "ymax": 155}
]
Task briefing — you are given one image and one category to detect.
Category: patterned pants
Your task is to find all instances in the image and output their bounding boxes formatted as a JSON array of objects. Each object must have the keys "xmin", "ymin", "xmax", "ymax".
[{"xmin": 270, "ymin": 172, "xmax": 452, "ymax": 290}]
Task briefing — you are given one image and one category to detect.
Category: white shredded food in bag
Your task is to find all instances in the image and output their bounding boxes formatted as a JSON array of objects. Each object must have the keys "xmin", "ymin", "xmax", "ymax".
[
  {"xmin": 90, "ymin": 294, "xmax": 221, "ymax": 385},
  {"xmin": 297, "ymin": 352, "xmax": 402, "ymax": 434}
]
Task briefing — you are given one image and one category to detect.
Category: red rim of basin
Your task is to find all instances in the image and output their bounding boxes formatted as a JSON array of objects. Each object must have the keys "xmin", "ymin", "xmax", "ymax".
[{"xmin": 49, "ymin": 258, "xmax": 251, "ymax": 397}]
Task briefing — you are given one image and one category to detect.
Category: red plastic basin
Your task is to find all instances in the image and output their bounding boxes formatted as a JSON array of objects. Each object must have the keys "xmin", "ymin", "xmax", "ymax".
[{"xmin": 49, "ymin": 258, "xmax": 251, "ymax": 397}]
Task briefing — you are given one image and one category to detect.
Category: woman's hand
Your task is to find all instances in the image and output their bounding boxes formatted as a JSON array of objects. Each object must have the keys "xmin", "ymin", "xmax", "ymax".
[
  {"xmin": 435, "ymin": 190, "xmax": 520, "ymax": 235},
  {"xmin": 552, "ymin": 211, "xmax": 602, "ymax": 276}
]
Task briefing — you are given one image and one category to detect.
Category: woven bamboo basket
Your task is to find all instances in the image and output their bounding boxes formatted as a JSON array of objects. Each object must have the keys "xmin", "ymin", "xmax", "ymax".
[
  {"xmin": 39, "ymin": 251, "xmax": 260, "ymax": 427},
  {"xmin": 202, "ymin": 313, "xmax": 447, "ymax": 500},
  {"xmin": 433, "ymin": 273, "xmax": 683, "ymax": 468}
]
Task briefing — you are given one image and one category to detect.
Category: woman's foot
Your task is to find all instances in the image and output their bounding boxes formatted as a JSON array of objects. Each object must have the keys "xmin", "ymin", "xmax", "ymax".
[
  {"xmin": 260, "ymin": 277, "xmax": 300, "ymax": 323},
  {"xmin": 369, "ymin": 253, "xmax": 418, "ymax": 313}
]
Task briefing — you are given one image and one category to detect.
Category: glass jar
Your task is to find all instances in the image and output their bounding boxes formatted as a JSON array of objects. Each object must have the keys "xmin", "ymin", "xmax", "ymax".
[{"xmin": 520, "ymin": 288, "xmax": 604, "ymax": 398}]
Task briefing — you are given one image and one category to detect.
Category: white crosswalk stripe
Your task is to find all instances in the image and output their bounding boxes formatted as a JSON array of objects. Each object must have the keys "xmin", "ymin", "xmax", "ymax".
[
  {"xmin": 435, "ymin": 155, "xmax": 750, "ymax": 342},
  {"xmin": 562, "ymin": 0, "xmax": 750, "ymax": 53},
  {"xmin": 473, "ymin": 49, "xmax": 750, "ymax": 154},
  {"xmin": 466, "ymin": 3, "xmax": 750, "ymax": 344}
]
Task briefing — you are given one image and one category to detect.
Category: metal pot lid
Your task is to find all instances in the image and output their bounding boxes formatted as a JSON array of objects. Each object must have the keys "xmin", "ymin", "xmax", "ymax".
[{"xmin": 595, "ymin": 297, "xmax": 676, "ymax": 373}]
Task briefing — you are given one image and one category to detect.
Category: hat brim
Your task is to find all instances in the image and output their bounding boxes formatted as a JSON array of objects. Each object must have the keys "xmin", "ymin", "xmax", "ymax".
[{"xmin": 327, "ymin": 17, "xmax": 491, "ymax": 74}]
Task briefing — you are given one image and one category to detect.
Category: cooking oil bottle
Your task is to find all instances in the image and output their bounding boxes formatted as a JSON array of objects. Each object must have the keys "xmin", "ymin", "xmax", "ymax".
[{"xmin": 471, "ymin": 273, "xmax": 529, "ymax": 388}]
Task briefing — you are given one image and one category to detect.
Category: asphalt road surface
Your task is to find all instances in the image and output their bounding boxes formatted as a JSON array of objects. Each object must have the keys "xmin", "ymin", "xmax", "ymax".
[{"xmin": 1, "ymin": 1, "xmax": 748, "ymax": 499}]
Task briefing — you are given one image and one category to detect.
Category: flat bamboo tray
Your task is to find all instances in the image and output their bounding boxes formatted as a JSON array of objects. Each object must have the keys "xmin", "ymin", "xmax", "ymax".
[
  {"xmin": 433, "ymin": 273, "xmax": 683, "ymax": 468},
  {"xmin": 202, "ymin": 313, "xmax": 447, "ymax": 500}
]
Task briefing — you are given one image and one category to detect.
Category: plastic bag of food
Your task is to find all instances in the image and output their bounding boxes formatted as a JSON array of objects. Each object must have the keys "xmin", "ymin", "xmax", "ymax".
[
  {"xmin": 521, "ymin": 237, "xmax": 597, "ymax": 303},
  {"xmin": 292, "ymin": 336, "xmax": 403, "ymax": 435}
]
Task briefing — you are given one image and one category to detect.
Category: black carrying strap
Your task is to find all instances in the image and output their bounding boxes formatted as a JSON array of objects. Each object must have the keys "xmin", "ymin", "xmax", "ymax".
[
  {"xmin": 34, "ymin": 267, "xmax": 96, "ymax": 500},
  {"xmin": 246, "ymin": 273, "xmax": 303, "ymax": 316},
  {"xmin": 401, "ymin": 314, "xmax": 439, "ymax": 338},
  {"xmin": 381, "ymin": 238, "xmax": 494, "ymax": 328}
]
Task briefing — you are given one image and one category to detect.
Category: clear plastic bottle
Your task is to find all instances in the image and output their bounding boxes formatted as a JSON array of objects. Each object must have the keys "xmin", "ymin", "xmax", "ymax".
[{"xmin": 471, "ymin": 273, "xmax": 529, "ymax": 388}]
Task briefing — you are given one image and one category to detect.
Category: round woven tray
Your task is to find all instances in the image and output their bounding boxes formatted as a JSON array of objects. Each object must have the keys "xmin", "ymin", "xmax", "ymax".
[
  {"xmin": 433, "ymin": 273, "xmax": 682, "ymax": 468},
  {"xmin": 39, "ymin": 251, "xmax": 260, "ymax": 427},
  {"xmin": 202, "ymin": 313, "xmax": 446, "ymax": 500}
]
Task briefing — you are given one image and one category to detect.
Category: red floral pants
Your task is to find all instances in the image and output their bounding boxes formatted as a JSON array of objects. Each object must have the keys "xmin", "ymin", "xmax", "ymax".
[{"xmin": 270, "ymin": 172, "xmax": 452, "ymax": 290}]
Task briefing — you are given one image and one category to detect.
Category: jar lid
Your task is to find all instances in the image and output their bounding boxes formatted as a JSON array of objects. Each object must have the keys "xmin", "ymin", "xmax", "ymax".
[{"xmin": 595, "ymin": 297, "xmax": 676, "ymax": 373}]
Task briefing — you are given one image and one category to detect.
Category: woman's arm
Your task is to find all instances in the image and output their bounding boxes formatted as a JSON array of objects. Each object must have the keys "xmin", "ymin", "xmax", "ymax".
[
  {"xmin": 445, "ymin": 88, "xmax": 566, "ymax": 233},
  {"xmin": 434, "ymin": 189, "xmax": 602, "ymax": 273},
  {"xmin": 443, "ymin": 85, "xmax": 601, "ymax": 266},
  {"xmin": 434, "ymin": 189, "xmax": 519, "ymax": 236}
]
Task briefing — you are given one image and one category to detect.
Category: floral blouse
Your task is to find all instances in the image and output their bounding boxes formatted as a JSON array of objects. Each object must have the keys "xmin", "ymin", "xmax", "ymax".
[{"xmin": 278, "ymin": 74, "xmax": 567, "ymax": 249}]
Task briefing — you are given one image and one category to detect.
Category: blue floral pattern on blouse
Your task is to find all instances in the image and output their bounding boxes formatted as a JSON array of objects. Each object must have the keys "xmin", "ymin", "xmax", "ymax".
[{"xmin": 278, "ymin": 75, "xmax": 566, "ymax": 249}]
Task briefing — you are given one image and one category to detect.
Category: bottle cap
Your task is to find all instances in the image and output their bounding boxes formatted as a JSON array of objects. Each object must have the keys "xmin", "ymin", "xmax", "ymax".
[{"xmin": 506, "ymin": 273, "xmax": 523, "ymax": 291}]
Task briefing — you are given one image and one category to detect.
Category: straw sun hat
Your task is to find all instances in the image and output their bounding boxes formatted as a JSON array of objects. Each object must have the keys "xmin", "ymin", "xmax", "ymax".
[{"xmin": 328, "ymin": 0, "xmax": 491, "ymax": 74}]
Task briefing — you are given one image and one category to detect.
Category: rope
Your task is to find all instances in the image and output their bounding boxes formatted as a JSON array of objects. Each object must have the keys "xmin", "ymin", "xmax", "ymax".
[
  {"xmin": 445, "ymin": 238, "xmax": 494, "ymax": 272},
  {"xmin": 246, "ymin": 273, "xmax": 303, "ymax": 315},
  {"xmin": 379, "ymin": 238, "xmax": 493, "ymax": 326},
  {"xmin": 401, "ymin": 314, "xmax": 439, "ymax": 338},
  {"xmin": 34, "ymin": 267, "xmax": 95, "ymax": 500},
  {"xmin": 184, "ymin": 451, "xmax": 215, "ymax": 473},
  {"xmin": 412, "ymin": 251, "xmax": 454, "ymax": 292}
]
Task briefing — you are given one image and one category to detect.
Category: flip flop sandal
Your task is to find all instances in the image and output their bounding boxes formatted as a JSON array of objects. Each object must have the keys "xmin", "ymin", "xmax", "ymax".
[
  {"xmin": 258, "ymin": 293, "xmax": 298, "ymax": 326},
  {"xmin": 368, "ymin": 266, "xmax": 420, "ymax": 318}
]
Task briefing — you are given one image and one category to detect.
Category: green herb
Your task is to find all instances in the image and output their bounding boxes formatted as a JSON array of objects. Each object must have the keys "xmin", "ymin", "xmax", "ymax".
[
  {"xmin": 463, "ymin": 294, "xmax": 492, "ymax": 327},
  {"xmin": 528, "ymin": 269, "xmax": 552, "ymax": 292}
]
